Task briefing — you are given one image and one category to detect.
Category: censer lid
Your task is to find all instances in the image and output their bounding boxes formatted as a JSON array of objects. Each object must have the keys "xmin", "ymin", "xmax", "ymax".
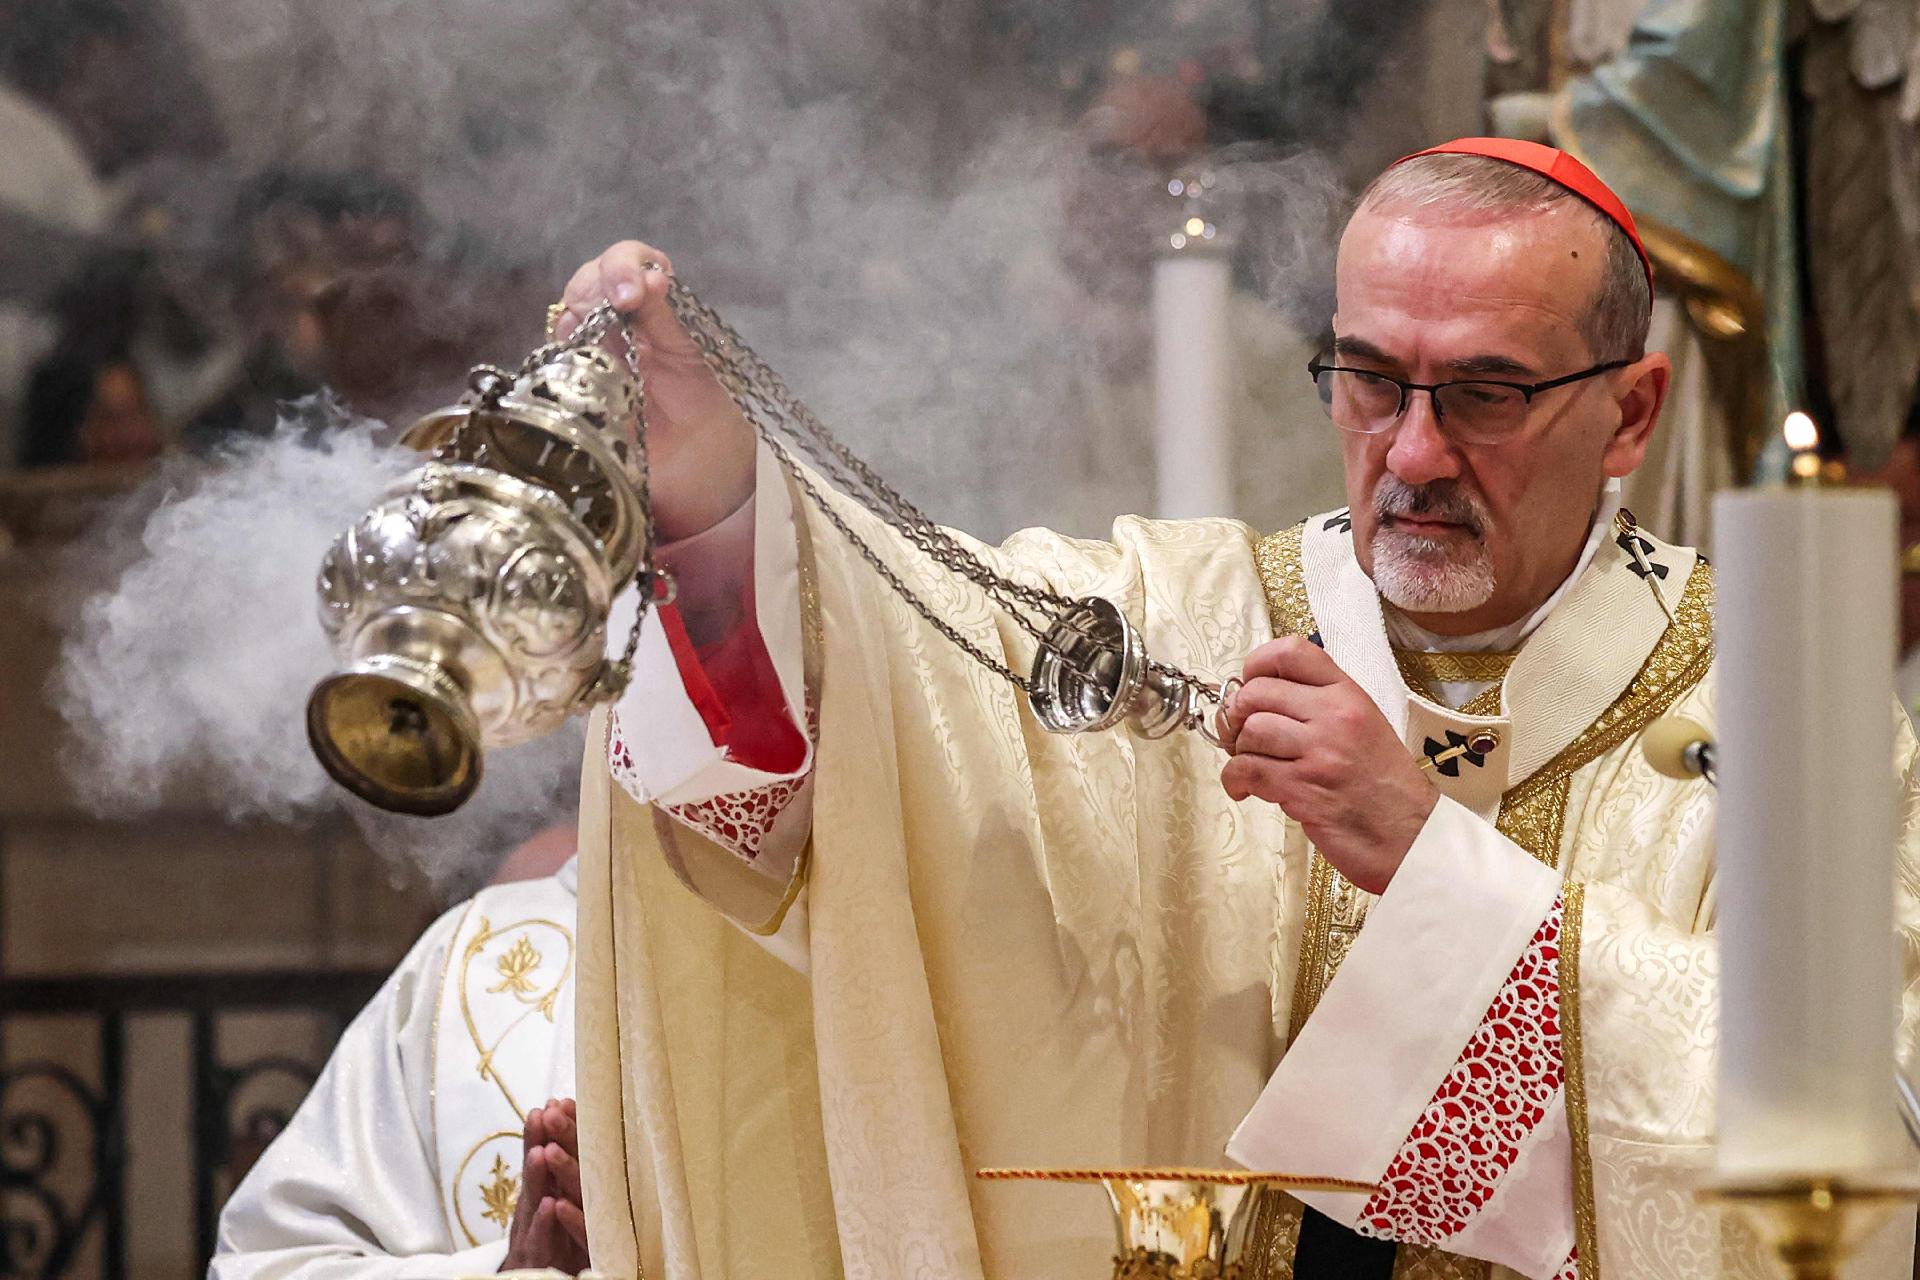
[{"xmin": 306, "ymin": 661, "xmax": 481, "ymax": 816}]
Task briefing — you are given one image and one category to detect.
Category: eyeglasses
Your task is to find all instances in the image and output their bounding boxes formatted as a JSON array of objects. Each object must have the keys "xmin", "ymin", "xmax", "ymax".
[{"xmin": 1307, "ymin": 358, "xmax": 1631, "ymax": 445}]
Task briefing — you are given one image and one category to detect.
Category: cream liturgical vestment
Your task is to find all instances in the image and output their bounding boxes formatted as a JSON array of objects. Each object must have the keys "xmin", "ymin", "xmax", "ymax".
[
  {"xmin": 213, "ymin": 861, "xmax": 579, "ymax": 1278},
  {"xmin": 575, "ymin": 445, "xmax": 1920, "ymax": 1280}
]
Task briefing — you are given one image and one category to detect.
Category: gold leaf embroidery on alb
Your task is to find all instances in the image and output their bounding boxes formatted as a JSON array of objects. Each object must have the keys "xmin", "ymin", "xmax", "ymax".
[
  {"xmin": 489, "ymin": 933, "xmax": 544, "ymax": 997},
  {"xmin": 459, "ymin": 915, "xmax": 575, "ymax": 1117},
  {"xmin": 450, "ymin": 1130, "xmax": 523, "ymax": 1247},
  {"xmin": 479, "ymin": 1152, "xmax": 520, "ymax": 1229}
]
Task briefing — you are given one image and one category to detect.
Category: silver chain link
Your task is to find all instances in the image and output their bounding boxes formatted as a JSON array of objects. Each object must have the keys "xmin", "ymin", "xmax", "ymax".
[
  {"xmin": 458, "ymin": 305, "xmax": 673, "ymax": 687},
  {"xmin": 578, "ymin": 279, "xmax": 1223, "ymax": 711}
]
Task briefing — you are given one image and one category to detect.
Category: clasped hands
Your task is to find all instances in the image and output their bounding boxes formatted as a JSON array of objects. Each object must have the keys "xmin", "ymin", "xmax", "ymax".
[
  {"xmin": 1218, "ymin": 636, "xmax": 1437, "ymax": 895},
  {"xmin": 501, "ymin": 1097, "xmax": 590, "ymax": 1275}
]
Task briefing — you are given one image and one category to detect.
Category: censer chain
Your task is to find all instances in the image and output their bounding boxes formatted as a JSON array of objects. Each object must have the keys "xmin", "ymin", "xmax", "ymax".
[{"xmin": 566, "ymin": 288, "xmax": 1224, "ymax": 712}]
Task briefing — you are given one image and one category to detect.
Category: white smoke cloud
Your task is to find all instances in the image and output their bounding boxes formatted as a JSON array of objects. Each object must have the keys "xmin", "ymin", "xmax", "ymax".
[
  {"xmin": 46, "ymin": 0, "xmax": 1399, "ymax": 890},
  {"xmin": 53, "ymin": 401, "xmax": 582, "ymax": 895},
  {"xmin": 165, "ymin": 0, "xmax": 1359, "ymax": 535}
]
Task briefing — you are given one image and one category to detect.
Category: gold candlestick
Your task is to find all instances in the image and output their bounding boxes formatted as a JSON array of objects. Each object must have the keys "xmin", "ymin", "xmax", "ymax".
[{"xmin": 1698, "ymin": 1173, "xmax": 1920, "ymax": 1280}]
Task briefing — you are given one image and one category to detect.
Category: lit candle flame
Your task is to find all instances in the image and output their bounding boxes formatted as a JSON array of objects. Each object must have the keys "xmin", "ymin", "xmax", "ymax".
[{"xmin": 1783, "ymin": 411, "xmax": 1819, "ymax": 452}]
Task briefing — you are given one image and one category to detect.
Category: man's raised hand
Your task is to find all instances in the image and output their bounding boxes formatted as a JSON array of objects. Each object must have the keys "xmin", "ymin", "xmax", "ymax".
[
  {"xmin": 553, "ymin": 242, "xmax": 757, "ymax": 541},
  {"xmin": 500, "ymin": 1097, "xmax": 590, "ymax": 1275},
  {"xmin": 1218, "ymin": 636, "xmax": 1438, "ymax": 894}
]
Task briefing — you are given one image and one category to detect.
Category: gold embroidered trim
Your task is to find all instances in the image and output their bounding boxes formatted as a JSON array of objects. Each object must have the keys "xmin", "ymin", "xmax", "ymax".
[
  {"xmin": 450, "ymin": 1129, "xmax": 522, "ymax": 1247},
  {"xmin": 1504, "ymin": 560, "xmax": 1715, "ymax": 809},
  {"xmin": 1393, "ymin": 1243, "xmax": 1491, "ymax": 1280},
  {"xmin": 1497, "ymin": 775, "xmax": 1572, "ymax": 869},
  {"xmin": 1561, "ymin": 879, "xmax": 1599, "ymax": 1278},
  {"xmin": 1287, "ymin": 853, "xmax": 1340, "ymax": 1044},
  {"xmin": 429, "ymin": 900, "xmax": 475, "ymax": 1227},
  {"xmin": 1392, "ymin": 649, "xmax": 1518, "ymax": 686},
  {"xmin": 1252, "ymin": 524, "xmax": 1312, "ymax": 638},
  {"xmin": 1240, "ymin": 1186, "xmax": 1304, "ymax": 1279},
  {"xmin": 1458, "ymin": 683, "xmax": 1505, "ymax": 719},
  {"xmin": 1253, "ymin": 525, "xmax": 1342, "ymax": 1049}
]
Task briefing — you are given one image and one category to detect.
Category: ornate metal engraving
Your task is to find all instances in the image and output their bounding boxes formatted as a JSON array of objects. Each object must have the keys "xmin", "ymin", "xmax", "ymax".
[
  {"xmin": 310, "ymin": 279, "xmax": 1230, "ymax": 815},
  {"xmin": 307, "ymin": 314, "xmax": 665, "ymax": 815}
]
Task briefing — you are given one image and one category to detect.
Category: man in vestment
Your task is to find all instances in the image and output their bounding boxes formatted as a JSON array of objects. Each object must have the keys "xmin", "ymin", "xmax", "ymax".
[
  {"xmin": 555, "ymin": 138, "xmax": 1920, "ymax": 1278},
  {"xmin": 213, "ymin": 849, "xmax": 589, "ymax": 1277}
]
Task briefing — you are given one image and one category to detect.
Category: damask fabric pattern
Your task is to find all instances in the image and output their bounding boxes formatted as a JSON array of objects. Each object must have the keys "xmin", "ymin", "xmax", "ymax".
[
  {"xmin": 1240, "ymin": 518, "xmax": 1920, "ymax": 1280},
  {"xmin": 578, "ymin": 461, "xmax": 1920, "ymax": 1280}
]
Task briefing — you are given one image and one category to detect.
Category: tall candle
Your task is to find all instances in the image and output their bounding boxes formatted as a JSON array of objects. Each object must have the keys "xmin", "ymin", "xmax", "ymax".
[
  {"xmin": 1715, "ymin": 476, "xmax": 1902, "ymax": 1174},
  {"xmin": 1151, "ymin": 245, "xmax": 1233, "ymax": 520}
]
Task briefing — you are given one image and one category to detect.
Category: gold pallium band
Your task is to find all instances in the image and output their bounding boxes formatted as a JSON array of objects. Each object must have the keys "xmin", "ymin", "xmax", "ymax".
[{"xmin": 1250, "ymin": 521, "xmax": 1716, "ymax": 1279}]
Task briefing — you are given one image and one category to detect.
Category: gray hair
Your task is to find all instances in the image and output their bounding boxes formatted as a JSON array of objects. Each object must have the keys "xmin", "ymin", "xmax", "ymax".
[{"xmin": 1354, "ymin": 152, "xmax": 1651, "ymax": 362}]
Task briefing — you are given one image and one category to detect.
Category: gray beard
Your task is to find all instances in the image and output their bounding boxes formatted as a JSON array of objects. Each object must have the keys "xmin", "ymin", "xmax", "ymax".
[{"xmin": 1371, "ymin": 526, "xmax": 1496, "ymax": 613}]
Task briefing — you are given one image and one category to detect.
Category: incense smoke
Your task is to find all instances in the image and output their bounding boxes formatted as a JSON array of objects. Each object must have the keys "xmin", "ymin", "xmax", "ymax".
[
  {"xmin": 53, "ymin": 402, "xmax": 582, "ymax": 896},
  {"xmin": 47, "ymin": 0, "xmax": 1441, "ymax": 886}
]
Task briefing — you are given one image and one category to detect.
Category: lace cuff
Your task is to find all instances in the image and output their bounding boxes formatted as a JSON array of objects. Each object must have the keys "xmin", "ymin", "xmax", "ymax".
[
  {"xmin": 1227, "ymin": 797, "xmax": 1571, "ymax": 1277},
  {"xmin": 1354, "ymin": 894, "xmax": 1576, "ymax": 1278}
]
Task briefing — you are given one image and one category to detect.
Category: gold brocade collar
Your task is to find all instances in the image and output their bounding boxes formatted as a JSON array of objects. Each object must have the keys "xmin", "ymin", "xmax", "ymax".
[{"xmin": 1391, "ymin": 648, "xmax": 1519, "ymax": 712}]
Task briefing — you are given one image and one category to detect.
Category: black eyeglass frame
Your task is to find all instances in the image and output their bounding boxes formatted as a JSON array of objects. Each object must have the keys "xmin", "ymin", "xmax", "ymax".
[{"xmin": 1305, "ymin": 357, "xmax": 1634, "ymax": 432}]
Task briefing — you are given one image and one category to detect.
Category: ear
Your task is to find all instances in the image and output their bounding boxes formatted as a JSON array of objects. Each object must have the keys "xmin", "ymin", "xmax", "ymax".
[{"xmin": 1600, "ymin": 352, "xmax": 1670, "ymax": 479}]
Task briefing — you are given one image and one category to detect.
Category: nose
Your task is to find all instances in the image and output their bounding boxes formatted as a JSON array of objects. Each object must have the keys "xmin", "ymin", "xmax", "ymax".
[{"xmin": 1384, "ymin": 392, "xmax": 1463, "ymax": 487}]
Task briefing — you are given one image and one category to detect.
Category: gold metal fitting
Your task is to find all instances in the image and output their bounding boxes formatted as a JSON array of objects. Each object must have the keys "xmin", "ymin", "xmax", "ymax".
[{"xmin": 1698, "ymin": 1172, "xmax": 1920, "ymax": 1280}]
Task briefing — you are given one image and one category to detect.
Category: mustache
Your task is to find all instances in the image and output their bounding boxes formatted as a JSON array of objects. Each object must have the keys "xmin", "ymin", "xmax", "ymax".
[{"xmin": 1372, "ymin": 478, "xmax": 1487, "ymax": 537}]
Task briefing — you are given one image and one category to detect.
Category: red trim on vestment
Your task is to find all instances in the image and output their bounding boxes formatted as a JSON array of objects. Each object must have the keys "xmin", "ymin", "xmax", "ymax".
[{"xmin": 663, "ymin": 581, "xmax": 808, "ymax": 775}]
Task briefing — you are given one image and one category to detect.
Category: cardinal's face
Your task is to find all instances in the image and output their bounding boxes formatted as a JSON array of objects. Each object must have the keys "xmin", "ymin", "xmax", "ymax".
[{"xmin": 1329, "ymin": 202, "xmax": 1665, "ymax": 635}]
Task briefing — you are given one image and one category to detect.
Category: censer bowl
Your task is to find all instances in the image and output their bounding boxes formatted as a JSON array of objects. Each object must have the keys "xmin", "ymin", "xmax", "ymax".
[
  {"xmin": 308, "ymin": 337, "xmax": 656, "ymax": 816},
  {"xmin": 307, "ymin": 656, "xmax": 481, "ymax": 816},
  {"xmin": 309, "ymin": 456, "xmax": 627, "ymax": 815}
]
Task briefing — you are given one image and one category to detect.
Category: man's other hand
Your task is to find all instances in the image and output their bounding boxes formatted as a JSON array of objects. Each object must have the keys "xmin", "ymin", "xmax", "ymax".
[
  {"xmin": 554, "ymin": 242, "xmax": 758, "ymax": 541},
  {"xmin": 500, "ymin": 1097, "xmax": 589, "ymax": 1275},
  {"xmin": 1219, "ymin": 636, "xmax": 1438, "ymax": 894}
]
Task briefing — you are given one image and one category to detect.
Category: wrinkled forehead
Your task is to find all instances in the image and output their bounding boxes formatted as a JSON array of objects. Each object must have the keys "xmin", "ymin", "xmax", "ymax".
[{"xmin": 1333, "ymin": 203, "xmax": 1606, "ymax": 362}]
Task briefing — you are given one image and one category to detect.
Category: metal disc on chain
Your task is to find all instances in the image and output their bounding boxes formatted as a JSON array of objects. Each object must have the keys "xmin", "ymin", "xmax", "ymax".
[{"xmin": 309, "ymin": 282, "xmax": 1229, "ymax": 818}]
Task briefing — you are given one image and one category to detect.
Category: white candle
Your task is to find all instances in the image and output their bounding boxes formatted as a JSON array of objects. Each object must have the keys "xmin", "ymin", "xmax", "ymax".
[
  {"xmin": 1715, "ymin": 480, "xmax": 1903, "ymax": 1174},
  {"xmin": 1151, "ymin": 247, "xmax": 1234, "ymax": 520}
]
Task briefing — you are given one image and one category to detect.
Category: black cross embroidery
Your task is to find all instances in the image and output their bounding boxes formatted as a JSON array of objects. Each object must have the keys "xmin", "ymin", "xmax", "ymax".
[
  {"xmin": 1323, "ymin": 508, "xmax": 1352, "ymax": 533},
  {"xmin": 1615, "ymin": 529, "xmax": 1669, "ymax": 580},
  {"xmin": 1422, "ymin": 731, "xmax": 1489, "ymax": 777}
]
